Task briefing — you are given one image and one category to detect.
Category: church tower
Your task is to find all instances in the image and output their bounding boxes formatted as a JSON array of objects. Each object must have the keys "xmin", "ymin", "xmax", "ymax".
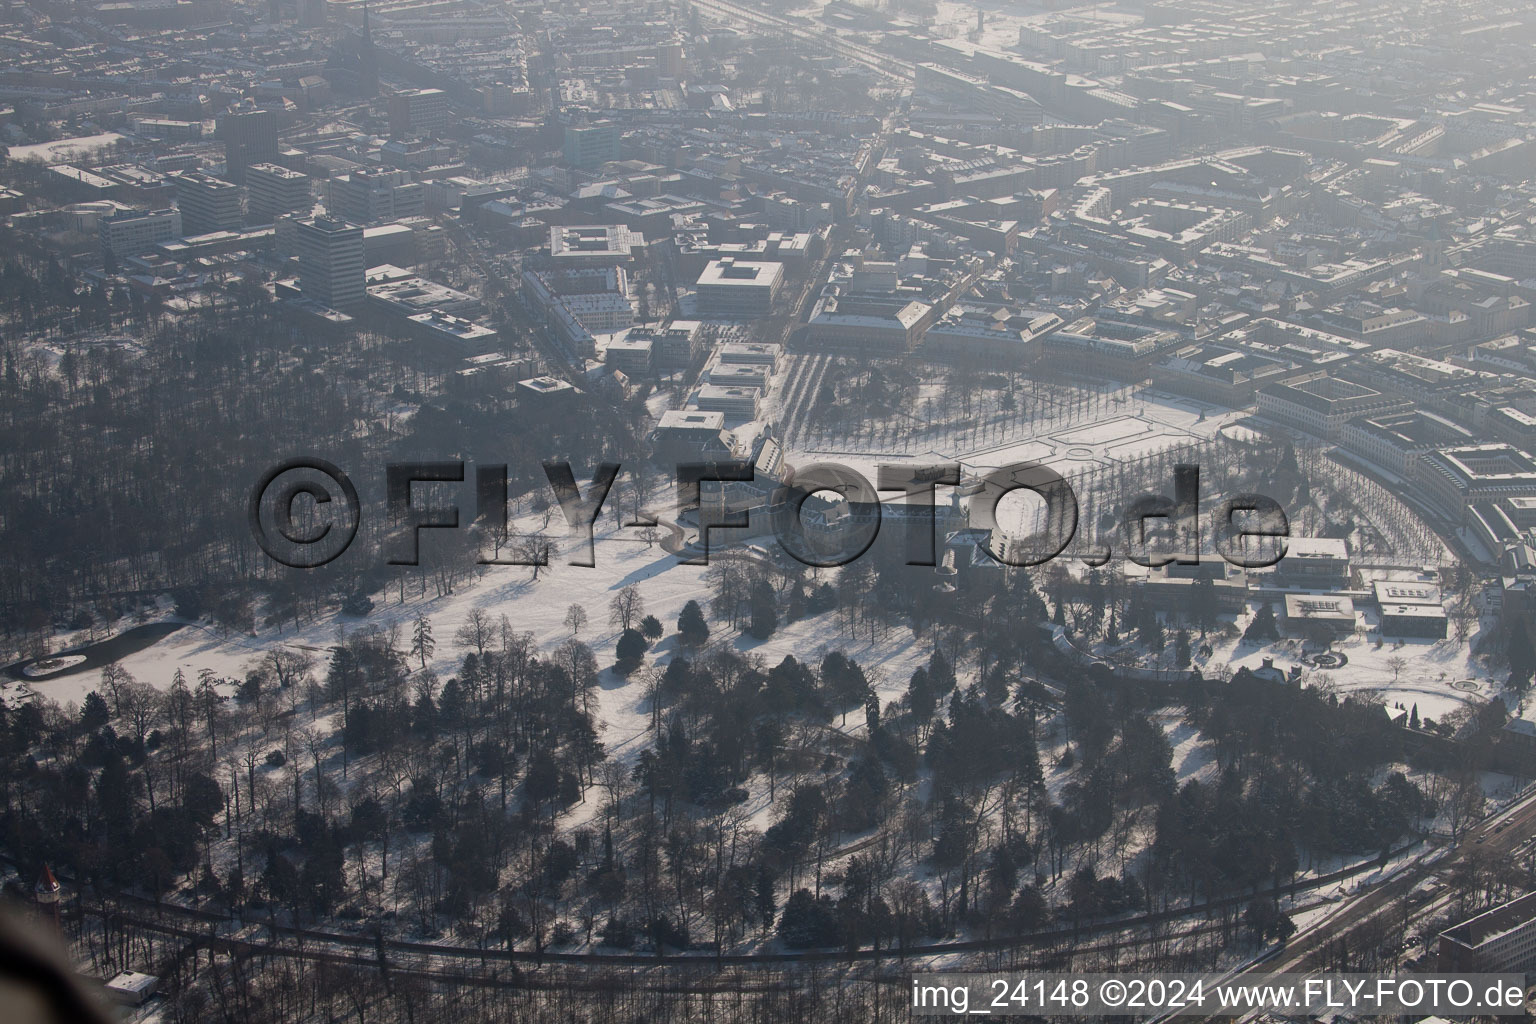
[{"xmin": 359, "ymin": 4, "xmax": 379, "ymax": 97}]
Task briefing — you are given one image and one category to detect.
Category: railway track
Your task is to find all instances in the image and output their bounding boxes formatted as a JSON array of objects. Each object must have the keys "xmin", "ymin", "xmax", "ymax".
[
  {"xmin": 1164, "ymin": 784, "xmax": 1536, "ymax": 1023},
  {"xmin": 687, "ymin": 0, "xmax": 915, "ymax": 84},
  {"xmin": 40, "ymin": 829, "xmax": 1437, "ymax": 975},
  {"xmin": 93, "ymin": 886, "xmax": 1347, "ymax": 987}
]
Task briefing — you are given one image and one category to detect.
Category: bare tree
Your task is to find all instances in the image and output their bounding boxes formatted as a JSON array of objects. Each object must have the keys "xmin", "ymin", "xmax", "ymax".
[
  {"xmin": 100, "ymin": 663, "xmax": 132, "ymax": 716},
  {"xmin": 564, "ymin": 604, "xmax": 589, "ymax": 637},
  {"xmin": 515, "ymin": 533, "xmax": 554, "ymax": 580},
  {"xmin": 609, "ymin": 585, "xmax": 644, "ymax": 633},
  {"xmin": 267, "ymin": 648, "xmax": 315, "ymax": 691},
  {"xmin": 455, "ymin": 608, "xmax": 494, "ymax": 657}
]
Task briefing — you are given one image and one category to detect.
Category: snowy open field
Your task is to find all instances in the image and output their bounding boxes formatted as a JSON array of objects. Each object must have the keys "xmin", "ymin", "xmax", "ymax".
[
  {"xmin": 3, "ymin": 510, "xmax": 933, "ymax": 791},
  {"xmin": 794, "ymin": 390, "xmax": 1243, "ymax": 478},
  {"xmin": 1202, "ymin": 614, "xmax": 1497, "ymax": 727}
]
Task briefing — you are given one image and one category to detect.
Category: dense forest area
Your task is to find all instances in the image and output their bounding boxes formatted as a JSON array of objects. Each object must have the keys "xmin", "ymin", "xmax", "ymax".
[{"xmin": 0, "ymin": 228, "xmax": 653, "ymax": 658}]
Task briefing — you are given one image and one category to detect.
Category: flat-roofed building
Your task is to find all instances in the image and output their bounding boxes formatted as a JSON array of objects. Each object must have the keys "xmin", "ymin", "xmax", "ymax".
[
  {"xmin": 549, "ymin": 224, "xmax": 644, "ymax": 267},
  {"xmin": 363, "ymin": 223, "xmax": 420, "ymax": 266},
  {"xmin": 718, "ymin": 342, "xmax": 780, "ymax": 368},
  {"xmin": 1042, "ymin": 317, "xmax": 1183, "ymax": 382},
  {"xmin": 1371, "ymin": 579, "xmax": 1448, "ymax": 638},
  {"xmin": 246, "ymin": 162, "xmax": 311, "ymax": 224},
  {"xmin": 1340, "ymin": 409, "xmax": 1475, "ymax": 479},
  {"xmin": 564, "ymin": 121, "xmax": 621, "ymax": 170},
  {"xmin": 104, "ymin": 971, "xmax": 159, "ymax": 1006},
  {"xmin": 1379, "ymin": 602, "xmax": 1448, "ymax": 639},
  {"xmin": 1256, "ymin": 372, "xmax": 1408, "ymax": 440},
  {"xmin": 605, "ymin": 193, "xmax": 708, "ymax": 234},
  {"xmin": 217, "ymin": 101, "xmax": 276, "ymax": 184},
  {"xmin": 1152, "ymin": 343, "xmax": 1302, "ymax": 407},
  {"xmin": 174, "ymin": 171, "xmax": 242, "ymax": 236},
  {"xmin": 1141, "ymin": 560, "xmax": 1248, "ymax": 612},
  {"xmin": 388, "ymin": 88, "xmax": 450, "ymax": 139},
  {"xmin": 1283, "ymin": 594, "xmax": 1357, "ymax": 637},
  {"xmin": 1278, "ymin": 536, "xmax": 1350, "ymax": 587},
  {"xmin": 604, "ymin": 336, "xmax": 654, "ymax": 377},
  {"xmin": 366, "ymin": 264, "xmax": 483, "ymax": 318},
  {"xmin": 1440, "ymin": 891, "xmax": 1536, "ymax": 972},
  {"xmin": 808, "ymin": 300, "xmax": 930, "ymax": 353},
  {"xmin": 705, "ymin": 361, "xmax": 769, "ymax": 389},
  {"xmin": 296, "ymin": 216, "xmax": 365, "ymax": 311},
  {"xmin": 517, "ymin": 375, "xmax": 579, "ymax": 407},
  {"xmin": 696, "ymin": 258, "xmax": 783, "ymax": 318},
  {"xmin": 692, "ymin": 384, "xmax": 761, "ymax": 418},
  {"xmin": 407, "ymin": 309, "xmax": 497, "ymax": 360},
  {"xmin": 101, "ymin": 207, "xmax": 181, "ymax": 258},
  {"xmin": 652, "ymin": 409, "xmax": 735, "ymax": 463},
  {"xmin": 1371, "ymin": 580, "xmax": 1442, "ymax": 606},
  {"xmin": 1420, "ymin": 444, "xmax": 1536, "ymax": 523},
  {"xmin": 632, "ymin": 320, "xmax": 704, "ymax": 369},
  {"xmin": 49, "ymin": 164, "xmax": 118, "ymax": 198},
  {"xmin": 327, "ymin": 169, "xmax": 425, "ymax": 225}
]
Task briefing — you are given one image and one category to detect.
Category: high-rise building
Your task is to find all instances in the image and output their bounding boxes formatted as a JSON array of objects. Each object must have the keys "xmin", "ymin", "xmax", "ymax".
[
  {"xmin": 656, "ymin": 40, "xmax": 684, "ymax": 78},
  {"xmin": 296, "ymin": 216, "xmax": 365, "ymax": 311},
  {"xmin": 563, "ymin": 121, "xmax": 621, "ymax": 170},
  {"xmin": 246, "ymin": 162, "xmax": 311, "ymax": 223},
  {"xmin": 326, "ymin": 168, "xmax": 425, "ymax": 224},
  {"xmin": 217, "ymin": 101, "xmax": 277, "ymax": 184},
  {"xmin": 174, "ymin": 171, "xmax": 243, "ymax": 235},
  {"xmin": 388, "ymin": 88, "xmax": 450, "ymax": 140}
]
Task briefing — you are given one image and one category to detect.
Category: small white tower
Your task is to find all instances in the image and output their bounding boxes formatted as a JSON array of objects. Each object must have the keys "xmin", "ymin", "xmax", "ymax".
[{"xmin": 35, "ymin": 864, "xmax": 61, "ymax": 933}]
